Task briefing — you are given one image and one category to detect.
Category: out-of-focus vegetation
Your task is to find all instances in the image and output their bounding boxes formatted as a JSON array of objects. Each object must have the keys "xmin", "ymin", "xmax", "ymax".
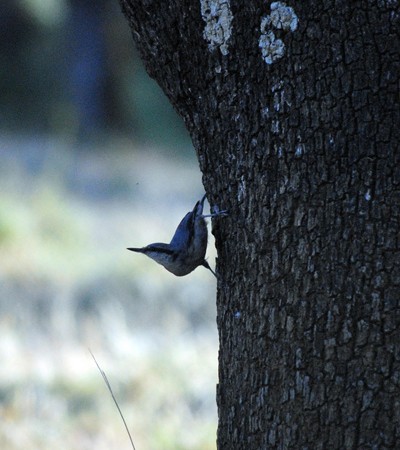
[
  {"xmin": 0, "ymin": 1, "xmax": 217, "ymax": 449},
  {"xmin": 0, "ymin": 141, "xmax": 218, "ymax": 449},
  {"xmin": 1, "ymin": 0, "xmax": 190, "ymax": 148}
]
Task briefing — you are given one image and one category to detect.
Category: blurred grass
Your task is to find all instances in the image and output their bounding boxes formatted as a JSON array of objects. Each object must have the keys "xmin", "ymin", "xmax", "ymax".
[{"xmin": 0, "ymin": 136, "xmax": 218, "ymax": 450}]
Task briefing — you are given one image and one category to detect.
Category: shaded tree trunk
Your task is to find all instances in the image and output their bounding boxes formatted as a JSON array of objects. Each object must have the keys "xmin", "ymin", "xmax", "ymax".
[{"xmin": 119, "ymin": 1, "xmax": 400, "ymax": 448}]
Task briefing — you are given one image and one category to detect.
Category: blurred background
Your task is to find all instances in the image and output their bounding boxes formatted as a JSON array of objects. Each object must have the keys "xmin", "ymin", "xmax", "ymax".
[{"xmin": 0, "ymin": 1, "xmax": 218, "ymax": 449}]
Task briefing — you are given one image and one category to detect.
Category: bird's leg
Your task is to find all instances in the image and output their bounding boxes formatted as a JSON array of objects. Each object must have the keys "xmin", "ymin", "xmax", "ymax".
[{"xmin": 201, "ymin": 205, "xmax": 228, "ymax": 219}]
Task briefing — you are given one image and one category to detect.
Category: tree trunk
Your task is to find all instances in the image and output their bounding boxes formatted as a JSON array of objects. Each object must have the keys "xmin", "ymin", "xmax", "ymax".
[{"xmin": 119, "ymin": 1, "xmax": 400, "ymax": 448}]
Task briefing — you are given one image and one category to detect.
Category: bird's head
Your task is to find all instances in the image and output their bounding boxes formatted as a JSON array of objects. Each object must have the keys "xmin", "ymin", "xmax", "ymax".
[{"xmin": 127, "ymin": 243, "xmax": 177, "ymax": 268}]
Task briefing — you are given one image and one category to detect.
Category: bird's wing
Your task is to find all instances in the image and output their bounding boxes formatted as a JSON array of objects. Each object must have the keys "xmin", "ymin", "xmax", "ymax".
[{"xmin": 169, "ymin": 195, "xmax": 207, "ymax": 250}]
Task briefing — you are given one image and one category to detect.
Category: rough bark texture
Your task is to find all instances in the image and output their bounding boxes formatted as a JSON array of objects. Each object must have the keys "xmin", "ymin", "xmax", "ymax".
[{"xmin": 119, "ymin": 1, "xmax": 400, "ymax": 448}]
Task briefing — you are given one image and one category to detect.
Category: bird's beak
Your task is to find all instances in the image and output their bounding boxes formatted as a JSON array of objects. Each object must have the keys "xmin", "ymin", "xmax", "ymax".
[{"xmin": 127, "ymin": 247, "xmax": 144, "ymax": 253}]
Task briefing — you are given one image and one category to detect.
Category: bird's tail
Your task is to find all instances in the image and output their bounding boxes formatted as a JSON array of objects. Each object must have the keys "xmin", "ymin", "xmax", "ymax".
[{"xmin": 193, "ymin": 194, "xmax": 207, "ymax": 216}]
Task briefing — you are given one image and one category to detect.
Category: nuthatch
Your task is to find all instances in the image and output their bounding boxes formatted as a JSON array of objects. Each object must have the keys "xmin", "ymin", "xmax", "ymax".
[{"xmin": 127, "ymin": 194, "xmax": 226, "ymax": 277}]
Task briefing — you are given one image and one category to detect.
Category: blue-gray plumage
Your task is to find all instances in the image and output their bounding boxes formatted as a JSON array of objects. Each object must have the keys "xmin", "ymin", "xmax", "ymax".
[{"xmin": 128, "ymin": 195, "xmax": 226, "ymax": 277}]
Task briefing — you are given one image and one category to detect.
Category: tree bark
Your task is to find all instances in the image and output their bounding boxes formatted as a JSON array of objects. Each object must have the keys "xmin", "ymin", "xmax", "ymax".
[{"xmin": 119, "ymin": 1, "xmax": 400, "ymax": 448}]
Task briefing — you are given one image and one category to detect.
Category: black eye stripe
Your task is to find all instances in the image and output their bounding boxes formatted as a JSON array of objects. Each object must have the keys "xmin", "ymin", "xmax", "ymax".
[{"xmin": 146, "ymin": 246, "xmax": 175, "ymax": 255}]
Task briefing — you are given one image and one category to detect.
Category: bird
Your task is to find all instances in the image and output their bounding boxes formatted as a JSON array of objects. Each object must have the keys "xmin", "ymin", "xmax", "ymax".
[{"xmin": 127, "ymin": 194, "xmax": 226, "ymax": 277}]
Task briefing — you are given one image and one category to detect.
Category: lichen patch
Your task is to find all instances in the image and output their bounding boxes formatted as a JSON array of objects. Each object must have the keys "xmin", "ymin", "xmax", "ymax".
[
  {"xmin": 200, "ymin": 0, "xmax": 233, "ymax": 56},
  {"xmin": 259, "ymin": 2, "xmax": 299, "ymax": 65}
]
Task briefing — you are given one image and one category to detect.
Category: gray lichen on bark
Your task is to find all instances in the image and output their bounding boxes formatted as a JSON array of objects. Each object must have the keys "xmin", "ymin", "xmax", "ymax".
[{"xmin": 200, "ymin": 0, "xmax": 233, "ymax": 55}]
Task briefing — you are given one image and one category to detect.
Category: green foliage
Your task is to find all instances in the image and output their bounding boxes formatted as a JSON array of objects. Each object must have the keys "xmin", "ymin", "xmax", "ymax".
[{"xmin": 0, "ymin": 199, "xmax": 18, "ymax": 245}]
